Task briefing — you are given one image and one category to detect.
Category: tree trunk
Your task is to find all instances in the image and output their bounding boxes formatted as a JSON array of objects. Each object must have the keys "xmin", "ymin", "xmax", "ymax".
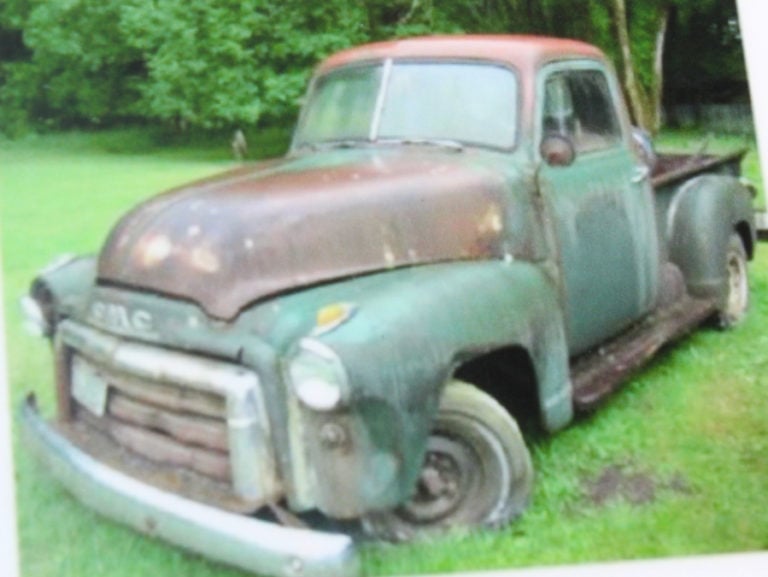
[
  {"xmin": 398, "ymin": 0, "xmax": 421, "ymax": 25},
  {"xmin": 611, "ymin": 0, "xmax": 650, "ymax": 131},
  {"xmin": 611, "ymin": 0, "xmax": 670, "ymax": 135},
  {"xmin": 651, "ymin": 6, "xmax": 669, "ymax": 133}
]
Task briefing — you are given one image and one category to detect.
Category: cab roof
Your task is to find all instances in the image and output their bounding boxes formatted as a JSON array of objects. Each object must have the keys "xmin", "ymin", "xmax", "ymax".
[{"xmin": 318, "ymin": 35, "xmax": 606, "ymax": 74}]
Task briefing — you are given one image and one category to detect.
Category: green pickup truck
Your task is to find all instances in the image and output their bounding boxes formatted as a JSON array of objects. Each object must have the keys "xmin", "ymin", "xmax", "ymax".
[{"xmin": 21, "ymin": 35, "xmax": 756, "ymax": 577}]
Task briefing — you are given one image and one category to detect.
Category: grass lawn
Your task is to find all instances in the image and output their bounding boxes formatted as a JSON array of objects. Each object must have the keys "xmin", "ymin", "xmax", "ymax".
[{"xmin": 2, "ymin": 129, "xmax": 767, "ymax": 577}]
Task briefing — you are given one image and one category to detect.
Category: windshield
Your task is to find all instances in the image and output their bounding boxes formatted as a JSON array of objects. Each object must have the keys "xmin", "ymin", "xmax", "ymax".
[{"xmin": 294, "ymin": 61, "xmax": 518, "ymax": 150}]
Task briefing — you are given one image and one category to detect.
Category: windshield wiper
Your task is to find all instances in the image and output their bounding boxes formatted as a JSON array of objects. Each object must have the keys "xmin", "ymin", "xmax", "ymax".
[
  {"xmin": 378, "ymin": 137, "xmax": 464, "ymax": 152},
  {"xmin": 299, "ymin": 137, "xmax": 465, "ymax": 153}
]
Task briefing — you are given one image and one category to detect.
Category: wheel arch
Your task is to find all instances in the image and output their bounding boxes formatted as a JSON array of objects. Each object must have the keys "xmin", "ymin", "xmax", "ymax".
[
  {"xmin": 454, "ymin": 345, "xmax": 550, "ymax": 434},
  {"xmin": 448, "ymin": 299, "xmax": 574, "ymax": 435},
  {"xmin": 735, "ymin": 219, "xmax": 755, "ymax": 260},
  {"xmin": 436, "ymin": 264, "xmax": 575, "ymax": 434}
]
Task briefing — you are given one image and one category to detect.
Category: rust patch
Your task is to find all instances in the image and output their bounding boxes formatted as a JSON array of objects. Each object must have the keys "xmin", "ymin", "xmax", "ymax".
[
  {"xmin": 54, "ymin": 339, "xmax": 73, "ymax": 421},
  {"xmin": 77, "ymin": 406, "xmax": 231, "ymax": 482},
  {"xmin": 109, "ymin": 392, "xmax": 229, "ymax": 452},
  {"xmin": 98, "ymin": 150, "xmax": 508, "ymax": 319},
  {"xmin": 572, "ymin": 295, "xmax": 715, "ymax": 411},
  {"xmin": 57, "ymin": 415, "xmax": 263, "ymax": 513}
]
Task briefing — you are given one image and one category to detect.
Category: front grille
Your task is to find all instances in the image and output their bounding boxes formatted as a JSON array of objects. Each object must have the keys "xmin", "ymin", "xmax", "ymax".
[
  {"xmin": 54, "ymin": 319, "xmax": 281, "ymax": 509},
  {"xmin": 71, "ymin": 353, "xmax": 232, "ymax": 482}
]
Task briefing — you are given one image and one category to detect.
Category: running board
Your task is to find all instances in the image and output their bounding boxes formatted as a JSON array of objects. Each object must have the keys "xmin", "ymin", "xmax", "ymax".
[{"xmin": 571, "ymin": 296, "xmax": 716, "ymax": 411}]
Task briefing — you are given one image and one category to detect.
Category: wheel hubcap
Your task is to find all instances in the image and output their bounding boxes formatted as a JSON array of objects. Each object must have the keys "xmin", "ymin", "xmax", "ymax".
[{"xmin": 399, "ymin": 437, "xmax": 474, "ymax": 524}]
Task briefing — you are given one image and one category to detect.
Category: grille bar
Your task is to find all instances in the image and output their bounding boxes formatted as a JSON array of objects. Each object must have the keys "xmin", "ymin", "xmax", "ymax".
[
  {"xmin": 109, "ymin": 392, "xmax": 229, "ymax": 453},
  {"xmin": 104, "ymin": 366, "xmax": 226, "ymax": 420},
  {"xmin": 77, "ymin": 407, "xmax": 231, "ymax": 481}
]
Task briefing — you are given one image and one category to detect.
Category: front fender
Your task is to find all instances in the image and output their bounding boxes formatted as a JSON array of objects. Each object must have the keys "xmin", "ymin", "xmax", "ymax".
[
  {"xmin": 296, "ymin": 261, "xmax": 570, "ymax": 516},
  {"xmin": 27, "ymin": 255, "xmax": 96, "ymax": 335}
]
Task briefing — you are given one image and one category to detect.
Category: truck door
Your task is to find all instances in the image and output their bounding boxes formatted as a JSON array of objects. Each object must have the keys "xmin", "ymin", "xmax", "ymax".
[{"xmin": 536, "ymin": 62, "xmax": 659, "ymax": 355}]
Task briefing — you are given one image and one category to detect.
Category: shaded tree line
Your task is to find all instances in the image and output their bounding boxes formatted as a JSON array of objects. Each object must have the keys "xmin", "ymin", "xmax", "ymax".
[{"xmin": 0, "ymin": 0, "xmax": 747, "ymax": 136}]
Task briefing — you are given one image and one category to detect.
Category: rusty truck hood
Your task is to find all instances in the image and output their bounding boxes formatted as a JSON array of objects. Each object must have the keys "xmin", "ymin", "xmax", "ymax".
[{"xmin": 98, "ymin": 149, "xmax": 510, "ymax": 319}]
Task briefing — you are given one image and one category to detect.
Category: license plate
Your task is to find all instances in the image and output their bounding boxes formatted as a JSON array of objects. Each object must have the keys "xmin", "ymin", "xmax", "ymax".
[{"xmin": 71, "ymin": 356, "xmax": 109, "ymax": 417}]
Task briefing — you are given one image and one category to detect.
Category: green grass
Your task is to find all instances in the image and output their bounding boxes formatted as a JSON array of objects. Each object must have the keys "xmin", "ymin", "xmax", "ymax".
[{"xmin": 2, "ymin": 129, "xmax": 767, "ymax": 577}]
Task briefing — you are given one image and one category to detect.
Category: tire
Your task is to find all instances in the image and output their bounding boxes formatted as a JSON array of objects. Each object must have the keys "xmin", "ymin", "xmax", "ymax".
[
  {"xmin": 717, "ymin": 233, "xmax": 749, "ymax": 329},
  {"xmin": 363, "ymin": 380, "xmax": 533, "ymax": 541}
]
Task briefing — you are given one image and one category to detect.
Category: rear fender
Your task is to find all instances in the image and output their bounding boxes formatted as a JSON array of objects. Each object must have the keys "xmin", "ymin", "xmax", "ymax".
[{"xmin": 666, "ymin": 174, "xmax": 755, "ymax": 303}]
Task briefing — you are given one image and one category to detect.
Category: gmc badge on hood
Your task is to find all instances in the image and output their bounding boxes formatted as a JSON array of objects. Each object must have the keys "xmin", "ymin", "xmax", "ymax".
[{"xmin": 88, "ymin": 301, "xmax": 155, "ymax": 335}]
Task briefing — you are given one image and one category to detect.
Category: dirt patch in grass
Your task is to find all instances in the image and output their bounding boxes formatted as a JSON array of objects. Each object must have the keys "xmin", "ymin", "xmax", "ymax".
[{"xmin": 583, "ymin": 463, "xmax": 693, "ymax": 507}]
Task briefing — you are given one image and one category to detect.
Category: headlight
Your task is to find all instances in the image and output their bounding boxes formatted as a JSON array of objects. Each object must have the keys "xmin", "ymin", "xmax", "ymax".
[
  {"xmin": 20, "ymin": 280, "xmax": 55, "ymax": 337},
  {"xmin": 20, "ymin": 294, "xmax": 50, "ymax": 337},
  {"xmin": 287, "ymin": 339, "xmax": 349, "ymax": 411},
  {"xmin": 20, "ymin": 254, "xmax": 78, "ymax": 338}
]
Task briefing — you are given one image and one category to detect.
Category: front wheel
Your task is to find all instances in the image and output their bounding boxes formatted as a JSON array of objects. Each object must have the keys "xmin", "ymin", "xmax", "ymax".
[
  {"xmin": 716, "ymin": 233, "xmax": 749, "ymax": 329},
  {"xmin": 363, "ymin": 380, "xmax": 533, "ymax": 541}
]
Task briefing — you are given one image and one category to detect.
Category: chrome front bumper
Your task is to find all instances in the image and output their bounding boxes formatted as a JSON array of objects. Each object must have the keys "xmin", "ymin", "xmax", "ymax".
[{"xmin": 21, "ymin": 397, "xmax": 359, "ymax": 577}]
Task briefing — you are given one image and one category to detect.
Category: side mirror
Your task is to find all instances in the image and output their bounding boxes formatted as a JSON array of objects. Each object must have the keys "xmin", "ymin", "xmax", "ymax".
[{"xmin": 540, "ymin": 134, "xmax": 575, "ymax": 167}]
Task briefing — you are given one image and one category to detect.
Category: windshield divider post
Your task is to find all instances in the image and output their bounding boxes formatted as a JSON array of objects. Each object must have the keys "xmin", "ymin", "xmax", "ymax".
[{"xmin": 369, "ymin": 59, "xmax": 393, "ymax": 142}]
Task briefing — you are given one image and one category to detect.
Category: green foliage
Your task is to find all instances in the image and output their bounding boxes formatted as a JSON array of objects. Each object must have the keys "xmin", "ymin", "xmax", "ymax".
[
  {"xmin": 119, "ymin": 0, "xmax": 367, "ymax": 128},
  {"xmin": 120, "ymin": 0, "xmax": 265, "ymax": 128},
  {"xmin": 0, "ymin": 0, "xmax": 750, "ymax": 134},
  {"xmin": 665, "ymin": 0, "xmax": 746, "ymax": 102},
  {"xmin": 0, "ymin": 0, "xmax": 143, "ymax": 130},
  {"xmin": 1, "ymin": 0, "xmax": 369, "ymax": 131}
]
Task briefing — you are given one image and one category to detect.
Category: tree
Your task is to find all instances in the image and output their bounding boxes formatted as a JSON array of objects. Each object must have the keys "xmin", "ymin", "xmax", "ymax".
[
  {"xmin": 663, "ymin": 0, "xmax": 746, "ymax": 107},
  {"xmin": 118, "ymin": 0, "xmax": 368, "ymax": 128},
  {"xmin": 0, "ymin": 0, "xmax": 142, "ymax": 130},
  {"xmin": 609, "ymin": 0, "xmax": 670, "ymax": 134}
]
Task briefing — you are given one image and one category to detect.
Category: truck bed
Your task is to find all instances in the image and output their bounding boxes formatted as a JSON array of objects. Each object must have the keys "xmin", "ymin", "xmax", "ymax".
[{"xmin": 652, "ymin": 150, "xmax": 746, "ymax": 189}]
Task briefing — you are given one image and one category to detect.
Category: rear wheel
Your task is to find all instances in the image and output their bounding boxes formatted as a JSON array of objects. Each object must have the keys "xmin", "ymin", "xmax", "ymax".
[
  {"xmin": 363, "ymin": 380, "xmax": 533, "ymax": 541},
  {"xmin": 717, "ymin": 233, "xmax": 749, "ymax": 329}
]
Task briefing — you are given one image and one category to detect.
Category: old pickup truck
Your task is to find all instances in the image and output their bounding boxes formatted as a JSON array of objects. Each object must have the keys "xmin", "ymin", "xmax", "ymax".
[{"xmin": 21, "ymin": 35, "xmax": 756, "ymax": 577}]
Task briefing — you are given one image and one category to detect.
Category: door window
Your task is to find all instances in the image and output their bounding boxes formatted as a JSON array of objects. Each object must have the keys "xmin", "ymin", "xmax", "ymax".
[{"xmin": 542, "ymin": 70, "xmax": 621, "ymax": 153}]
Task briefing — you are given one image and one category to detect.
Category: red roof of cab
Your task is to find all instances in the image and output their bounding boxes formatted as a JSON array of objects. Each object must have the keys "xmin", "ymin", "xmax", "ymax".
[{"xmin": 317, "ymin": 35, "xmax": 606, "ymax": 74}]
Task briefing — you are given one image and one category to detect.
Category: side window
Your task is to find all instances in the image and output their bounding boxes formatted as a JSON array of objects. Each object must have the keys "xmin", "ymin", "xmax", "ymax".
[{"xmin": 543, "ymin": 70, "xmax": 621, "ymax": 153}]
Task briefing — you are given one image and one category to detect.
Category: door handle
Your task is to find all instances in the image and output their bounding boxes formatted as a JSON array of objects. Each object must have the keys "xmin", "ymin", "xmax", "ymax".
[{"xmin": 632, "ymin": 165, "xmax": 650, "ymax": 183}]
